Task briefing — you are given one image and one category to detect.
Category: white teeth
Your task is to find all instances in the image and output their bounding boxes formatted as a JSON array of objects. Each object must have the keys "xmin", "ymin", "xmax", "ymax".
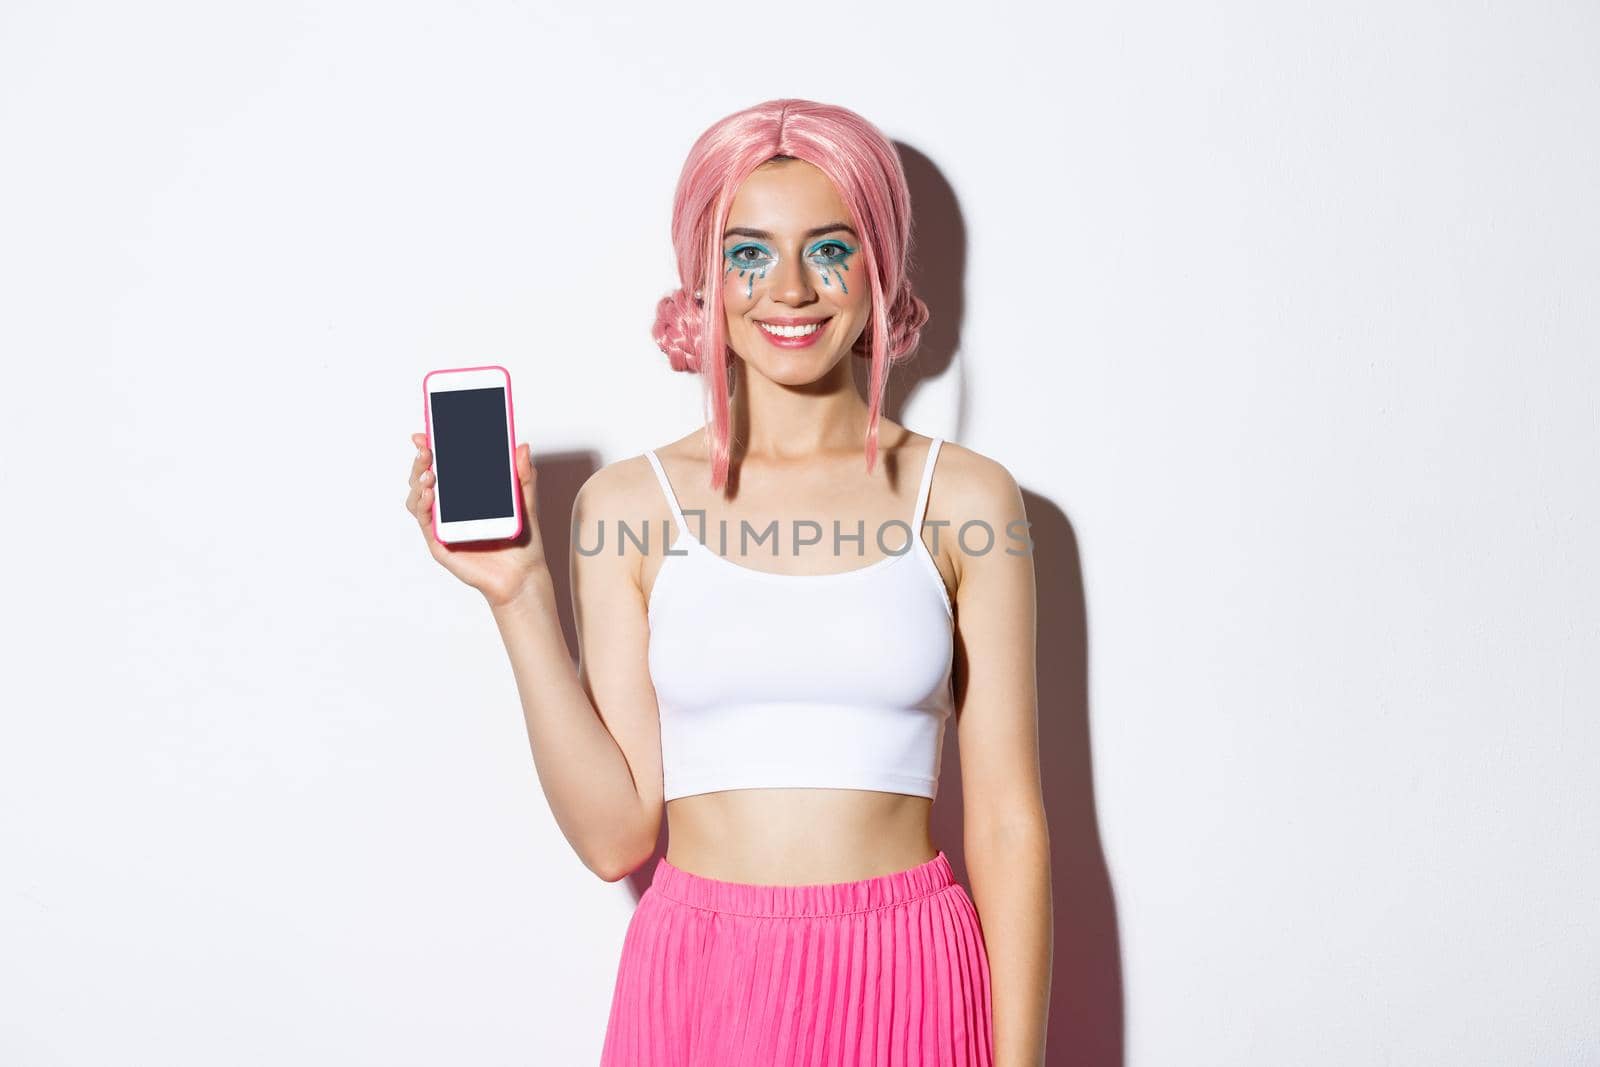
[{"xmin": 758, "ymin": 321, "xmax": 824, "ymax": 338}]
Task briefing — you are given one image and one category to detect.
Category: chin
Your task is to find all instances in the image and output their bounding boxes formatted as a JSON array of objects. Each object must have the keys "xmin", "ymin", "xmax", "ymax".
[
  {"xmin": 739, "ymin": 348, "xmax": 841, "ymax": 384},
  {"xmin": 757, "ymin": 359, "xmax": 837, "ymax": 387}
]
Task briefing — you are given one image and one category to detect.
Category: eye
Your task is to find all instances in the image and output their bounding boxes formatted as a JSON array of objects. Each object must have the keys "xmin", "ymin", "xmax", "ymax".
[
  {"xmin": 725, "ymin": 243, "xmax": 774, "ymax": 267},
  {"xmin": 807, "ymin": 239, "xmax": 855, "ymax": 265}
]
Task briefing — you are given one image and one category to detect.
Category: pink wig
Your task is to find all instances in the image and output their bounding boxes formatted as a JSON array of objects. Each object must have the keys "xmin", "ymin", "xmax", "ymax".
[{"xmin": 651, "ymin": 98, "xmax": 930, "ymax": 491}]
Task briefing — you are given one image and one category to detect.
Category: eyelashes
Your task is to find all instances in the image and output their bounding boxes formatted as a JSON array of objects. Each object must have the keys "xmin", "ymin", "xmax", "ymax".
[
  {"xmin": 722, "ymin": 239, "xmax": 856, "ymax": 298},
  {"xmin": 725, "ymin": 239, "xmax": 853, "ymax": 266}
]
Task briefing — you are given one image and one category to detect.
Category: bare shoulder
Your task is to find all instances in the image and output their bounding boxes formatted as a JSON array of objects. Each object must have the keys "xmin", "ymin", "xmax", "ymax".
[
  {"xmin": 568, "ymin": 451, "xmax": 676, "ymax": 591},
  {"xmin": 928, "ymin": 439, "xmax": 1029, "ymax": 584},
  {"xmin": 572, "ymin": 429, "xmax": 706, "ymax": 535},
  {"xmin": 572, "ymin": 450, "xmax": 660, "ymax": 522},
  {"xmin": 931, "ymin": 438, "xmax": 1025, "ymax": 519}
]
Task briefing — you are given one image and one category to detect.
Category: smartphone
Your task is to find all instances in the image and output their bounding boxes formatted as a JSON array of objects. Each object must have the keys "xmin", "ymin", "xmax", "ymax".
[{"xmin": 421, "ymin": 365, "xmax": 523, "ymax": 544}]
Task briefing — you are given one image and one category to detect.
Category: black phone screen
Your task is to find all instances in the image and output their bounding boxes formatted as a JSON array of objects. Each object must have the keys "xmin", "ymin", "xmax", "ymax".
[{"xmin": 429, "ymin": 387, "xmax": 514, "ymax": 521}]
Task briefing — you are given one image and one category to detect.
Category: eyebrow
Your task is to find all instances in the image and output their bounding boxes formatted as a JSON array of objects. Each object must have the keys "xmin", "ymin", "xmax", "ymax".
[{"xmin": 723, "ymin": 222, "xmax": 859, "ymax": 241}]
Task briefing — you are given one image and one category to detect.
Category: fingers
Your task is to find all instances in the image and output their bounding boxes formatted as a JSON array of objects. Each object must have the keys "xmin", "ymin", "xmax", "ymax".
[
  {"xmin": 407, "ymin": 434, "xmax": 433, "ymax": 489},
  {"xmin": 411, "ymin": 479, "xmax": 435, "ymax": 546},
  {"xmin": 409, "ymin": 435, "xmax": 432, "ymax": 483},
  {"xmin": 406, "ymin": 432, "xmax": 438, "ymax": 541}
]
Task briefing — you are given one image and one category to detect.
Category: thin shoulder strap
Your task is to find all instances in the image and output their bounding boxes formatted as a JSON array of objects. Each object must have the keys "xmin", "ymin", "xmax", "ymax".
[
  {"xmin": 911, "ymin": 437, "xmax": 944, "ymax": 533},
  {"xmin": 642, "ymin": 450, "xmax": 691, "ymax": 538}
]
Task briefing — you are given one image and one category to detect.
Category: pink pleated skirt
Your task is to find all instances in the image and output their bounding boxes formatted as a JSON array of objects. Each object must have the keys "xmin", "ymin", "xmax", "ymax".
[{"xmin": 599, "ymin": 849, "xmax": 994, "ymax": 1066}]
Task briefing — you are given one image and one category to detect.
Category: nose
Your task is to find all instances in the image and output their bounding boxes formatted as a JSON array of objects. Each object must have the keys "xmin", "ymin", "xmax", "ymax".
[{"xmin": 767, "ymin": 249, "xmax": 816, "ymax": 306}]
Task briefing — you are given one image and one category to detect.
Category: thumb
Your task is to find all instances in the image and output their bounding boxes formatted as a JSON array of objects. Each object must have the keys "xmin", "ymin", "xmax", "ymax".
[{"xmin": 517, "ymin": 443, "xmax": 536, "ymax": 514}]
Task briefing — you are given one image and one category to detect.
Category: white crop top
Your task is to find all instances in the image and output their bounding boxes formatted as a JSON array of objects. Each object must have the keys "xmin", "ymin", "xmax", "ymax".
[{"xmin": 643, "ymin": 438, "xmax": 955, "ymax": 802}]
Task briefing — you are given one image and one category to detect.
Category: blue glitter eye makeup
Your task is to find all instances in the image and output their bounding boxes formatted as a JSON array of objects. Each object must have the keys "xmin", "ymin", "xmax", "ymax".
[
  {"xmin": 807, "ymin": 238, "xmax": 856, "ymax": 294},
  {"xmin": 724, "ymin": 242, "xmax": 774, "ymax": 298},
  {"xmin": 721, "ymin": 236, "xmax": 860, "ymax": 298},
  {"xmin": 807, "ymin": 239, "xmax": 853, "ymax": 261},
  {"xmin": 726, "ymin": 243, "xmax": 775, "ymax": 268}
]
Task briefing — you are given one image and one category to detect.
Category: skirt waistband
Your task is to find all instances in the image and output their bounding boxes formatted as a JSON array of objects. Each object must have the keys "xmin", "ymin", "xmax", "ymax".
[{"xmin": 648, "ymin": 850, "xmax": 957, "ymax": 918}]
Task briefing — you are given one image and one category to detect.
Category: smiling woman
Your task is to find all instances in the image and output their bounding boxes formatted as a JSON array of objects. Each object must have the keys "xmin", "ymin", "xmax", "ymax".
[
  {"xmin": 717, "ymin": 163, "xmax": 875, "ymax": 369},
  {"xmin": 598, "ymin": 99, "xmax": 1042, "ymax": 1065},
  {"xmin": 408, "ymin": 97, "xmax": 1048, "ymax": 1066},
  {"xmin": 651, "ymin": 100, "xmax": 932, "ymax": 492}
]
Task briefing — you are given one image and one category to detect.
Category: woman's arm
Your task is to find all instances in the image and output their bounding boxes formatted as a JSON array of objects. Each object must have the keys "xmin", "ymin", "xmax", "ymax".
[
  {"xmin": 946, "ymin": 448, "xmax": 1052, "ymax": 1067},
  {"xmin": 487, "ymin": 462, "xmax": 666, "ymax": 882}
]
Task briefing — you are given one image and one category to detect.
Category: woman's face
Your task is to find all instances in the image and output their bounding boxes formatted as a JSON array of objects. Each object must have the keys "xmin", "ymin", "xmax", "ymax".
[{"xmin": 719, "ymin": 158, "xmax": 872, "ymax": 385}]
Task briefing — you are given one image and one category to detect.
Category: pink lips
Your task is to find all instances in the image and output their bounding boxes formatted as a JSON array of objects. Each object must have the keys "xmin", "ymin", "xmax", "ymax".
[{"xmin": 755, "ymin": 316, "xmax": 831, "ymax": 349}]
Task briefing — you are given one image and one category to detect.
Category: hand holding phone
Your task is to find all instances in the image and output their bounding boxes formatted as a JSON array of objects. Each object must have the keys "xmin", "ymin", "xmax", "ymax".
[{"xmin": 407, "ymin": 366, "xmax": 547, "ymax": 606}]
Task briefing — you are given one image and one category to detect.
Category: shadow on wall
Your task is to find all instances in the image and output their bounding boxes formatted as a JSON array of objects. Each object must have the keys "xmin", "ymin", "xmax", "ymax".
[{"xmin": 526, "ymin": 141, "xmax": 1124, "ymax": 1067}]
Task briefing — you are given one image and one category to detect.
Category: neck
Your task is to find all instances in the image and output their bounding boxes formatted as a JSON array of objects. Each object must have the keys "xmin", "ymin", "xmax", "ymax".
[{"xmin": 727, "ymin": 356, "xmax": 879, "ymax": 462}]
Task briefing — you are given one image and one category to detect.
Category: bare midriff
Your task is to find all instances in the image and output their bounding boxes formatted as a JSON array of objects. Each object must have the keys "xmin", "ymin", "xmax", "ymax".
[{"xmin": 665, "ymin": 788, "xmax": 938, "ymax": 885}]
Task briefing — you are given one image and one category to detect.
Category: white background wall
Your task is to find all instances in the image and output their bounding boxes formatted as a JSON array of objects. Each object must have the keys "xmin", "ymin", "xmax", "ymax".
[{"xmin": 3, "ymin": 2, "xmax": 1595, "ymax": 1064}]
